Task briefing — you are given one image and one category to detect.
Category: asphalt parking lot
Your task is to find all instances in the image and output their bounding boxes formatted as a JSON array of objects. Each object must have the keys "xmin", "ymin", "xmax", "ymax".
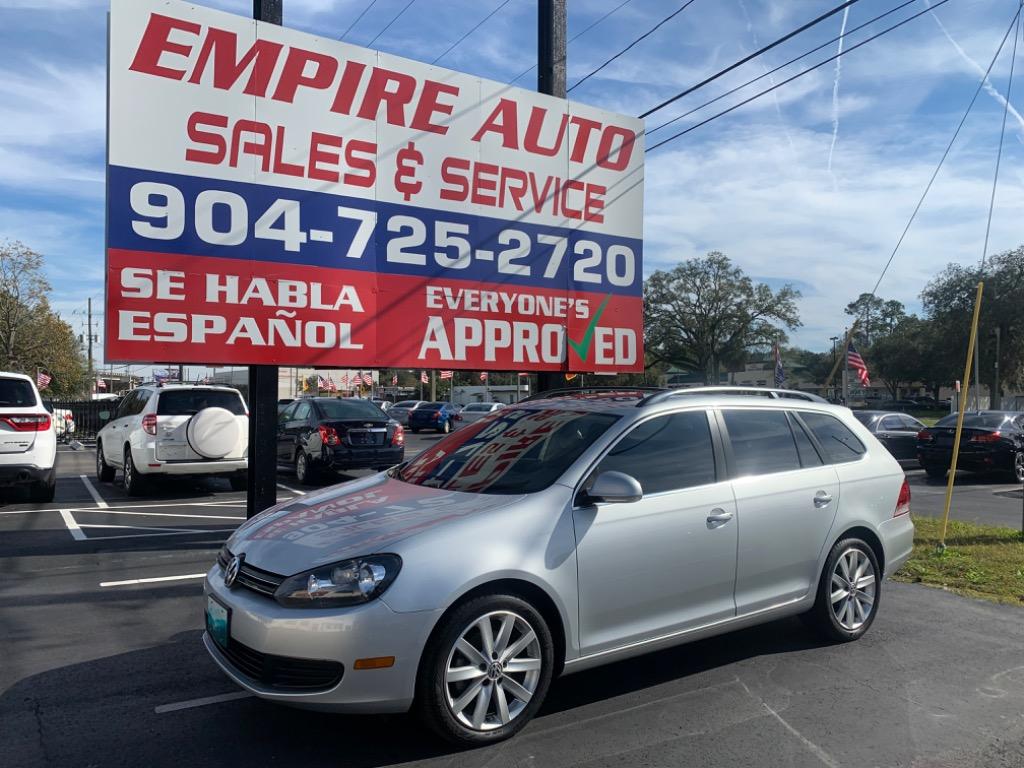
[{"xmin": 2, "ymin": 441, "xmax": 1023, "ymax": 767}]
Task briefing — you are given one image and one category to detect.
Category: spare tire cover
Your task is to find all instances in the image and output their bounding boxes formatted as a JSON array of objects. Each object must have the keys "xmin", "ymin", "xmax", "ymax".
[{"xmin": 186, "ymin": 407, "xmax": 240, "ymax": 459}]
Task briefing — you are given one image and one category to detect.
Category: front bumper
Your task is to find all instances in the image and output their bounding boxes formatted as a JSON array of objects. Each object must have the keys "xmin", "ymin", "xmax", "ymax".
[
  {"xmin": 0, "ymin": 463, "xmax": 54, "ymax": 486},
  {"xmin": 203, "ymin": 566, "xmax": 441, "ymax": 712}
]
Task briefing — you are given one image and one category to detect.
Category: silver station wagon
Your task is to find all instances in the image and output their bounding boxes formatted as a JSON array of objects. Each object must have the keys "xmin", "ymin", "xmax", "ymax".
[{"xmin": 204, "ymin": 388, "xmax": 913, "ymax": 745}]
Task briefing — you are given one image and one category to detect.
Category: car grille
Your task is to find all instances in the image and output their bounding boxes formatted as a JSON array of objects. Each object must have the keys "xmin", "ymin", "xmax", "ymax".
[
  {"xmin": 216, "ymin": 637, "xmax": 344, "ymax": 692},
  {"xmin": 217, "ymin": 548, "xmax": 286, "ymax": 597}
]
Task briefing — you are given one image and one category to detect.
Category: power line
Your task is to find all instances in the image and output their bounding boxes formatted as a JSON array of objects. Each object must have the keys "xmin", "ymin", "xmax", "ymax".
[
  {"xmin": 568, "ymin": 0, "xmax": 699, "ymax": 93},
  {"xmin": 647, "ymin": 0, "xmax": 918, "ymax": 136},
  {"xmin": 340, "ymin": 0, "xmax": 378, "ymax": 40},
  {"xmin": 638, "ymin": 0, "xmax": 860, "ymax": 120},
  {"xmin": 981, "ymin": 7, "xmax": 1020, "ymax": 269},
  {"xmin": 432, "ymin": 0, "xmax": 514, "ymax": 65},
  {"xmin": 367, "ymin": 0, "xmax": 417, "ymax": 47},
  {"xmin": 867, "ymin": 2, "xmax": 1022, "ymax": 298},
  {"xmin": 647, "ymin": 0, "xmax": 952, "ymax": 153},
  {"xmin": 509, "ymin": 0, "xmax": 635, "ymax": 85}
]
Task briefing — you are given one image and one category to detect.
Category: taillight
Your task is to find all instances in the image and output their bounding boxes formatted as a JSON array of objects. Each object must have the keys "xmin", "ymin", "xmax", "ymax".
[
  {"xmin": 142, "ymin": 414, "xmax": 157, "ymax": 435},
  {"xmin": 391, "ymin": 425, "xmax": 405, "ymax": 446},
  {"xmin": 318, "ymin": 425, "xmax": 340, "ymax": 446},
  {"xmin": 917, "ymin": 429, "xmax": 933, "ymax": 442},
  {"xmin": 432, "ymin": 411, "xmax": 441, "ymax": 420},
  {"xmin": 969, "ymin": 431, "xmax": 1002, "ymax": 443},
  {"xmin": 894, "ymin": 477, "xmax": 911, "ymax": 517},
  {"xmin": 0, "ymin": 413, "xmax": 51, "ymax": 431}
]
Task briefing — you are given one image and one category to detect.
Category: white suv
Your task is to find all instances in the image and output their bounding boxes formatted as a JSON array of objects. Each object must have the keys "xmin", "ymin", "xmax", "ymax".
[
  {"xmin": 96, "ymin": 384, "xmax": 248, "ymax": 495},
  {"xmin": 0, "ymin": 372, "xmax": 57, "ymax": 502}
]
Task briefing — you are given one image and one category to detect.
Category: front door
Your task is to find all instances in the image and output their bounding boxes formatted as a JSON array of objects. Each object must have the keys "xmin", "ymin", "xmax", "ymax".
[
  {"xmin": 572, "ymin": 410, "xmax": 738, "ymax": 656},
  {"xmin": 878, "ymin": 414, "xmax": 922, "ymax": 461},
  {"xmin": 721, "ymin": 409, "xmax": 841, "ymax": 614}
]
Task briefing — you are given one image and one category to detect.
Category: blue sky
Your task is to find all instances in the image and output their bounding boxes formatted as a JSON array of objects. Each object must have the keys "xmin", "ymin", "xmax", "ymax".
[{"xmin": 2, "ymin": 0, "xmax": 1023, "ymax": 368}]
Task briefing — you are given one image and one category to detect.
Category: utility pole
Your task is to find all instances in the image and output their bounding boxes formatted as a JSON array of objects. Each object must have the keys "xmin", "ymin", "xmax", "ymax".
[
  {"xmin": 430, "ymin": 370, "xmax": 436, "ymax": 401},
  {"xmin": 86, "ymin": 297, "xmax": 94, "ymax": 380},
  {"xmin": 536, "ymin": 0, "xmax": 566, "ymax": 397},
  {"xmin": 992, "ymin": 326, "xmax": 1001, "ymax": 410},
  {"xmin": 246, "ymin": 0, "xmax": 282, "ymax": 519},
  {"xmin": 842, "ymin": 328, "xmax": 850, "ymax": 406}
]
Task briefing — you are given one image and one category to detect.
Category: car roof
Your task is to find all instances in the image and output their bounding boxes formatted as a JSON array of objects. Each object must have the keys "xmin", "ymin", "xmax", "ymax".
[
  {"xmin": 508, "ymin": 390, "xmax": 851, "ymax": 418},
  {"xmin": 0, "ymin": 371, "xmax": 33, "ymax": 382}
]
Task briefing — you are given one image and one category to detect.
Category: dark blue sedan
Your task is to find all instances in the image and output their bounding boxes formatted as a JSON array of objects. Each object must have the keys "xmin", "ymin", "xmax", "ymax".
[{"xmin": 407, "ymin": 402, "xmax": 460, "ymax": 434}]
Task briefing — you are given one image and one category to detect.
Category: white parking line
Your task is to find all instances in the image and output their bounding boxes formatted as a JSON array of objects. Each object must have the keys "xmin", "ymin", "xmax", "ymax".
[
  {"xmin": 79, "ymin": 523, "xmax": 205, "ymax": 533},
  {"xmin": 154, "ymin": 691, "xmax": 252, "ymax": 714},
  {"xmin": 59, "ymin": 510, "xmax": 85, "ymax": 541},
  {"xmin": 75, "ymin": 528, "xmax": 236, "ymax": 542},
  {"xmin": 276, "ymin": 482, "xmax": 305, "ymax": 495},
  {"xmin": 68, "ymin": 509, "xmax": 244, "ymax": 521},
  {"xmin": 79, "ymin": 474, "xmax": 109, "ymax": 508},
  {"xmin": 101, "ymin": 573, "xmax": 206, "ymax": 587}
]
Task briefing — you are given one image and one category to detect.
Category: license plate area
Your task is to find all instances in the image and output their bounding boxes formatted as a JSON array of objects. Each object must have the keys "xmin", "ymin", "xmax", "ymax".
[
  {"xmin": 347, "ymin": 429, "xmax": 385, "ymax": 446},
  {"xmin": 205, "ymin": 594, "xmax": 230, "ymax": 649}
]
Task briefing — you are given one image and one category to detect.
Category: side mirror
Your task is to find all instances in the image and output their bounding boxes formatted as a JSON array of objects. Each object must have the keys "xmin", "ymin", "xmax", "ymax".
[
  {"xmin": 586, "ymin": 471, "xmax": 643, "ymax": 504},
  {"xmin": 98, "ymin": 411, "xmax": 111, "ymax": 422}
]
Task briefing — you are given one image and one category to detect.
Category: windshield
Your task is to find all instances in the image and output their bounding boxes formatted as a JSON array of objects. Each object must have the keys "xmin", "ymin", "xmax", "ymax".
[
  {"xmin": 852, "ymin": 412, "xmax": 877, "ymax": 425},
  {"xmin": 156, "ymin": 389, "xmax": 245, "ymax": 415},
  {"xmin": 394, "ymin": 401, "xmax": 419, "ymax": 409},
  {"xmin": 936, "ymin": 413, "xmax": 1015, "ymax": 429},
  {"xmin": 397, "ymin": 408, "xmax": 619, "ymax": 494},
  {"xmin": 316, "ymin": 399, "xmax": 385, "ymax": 420},
  {"xmin": 463, "ymin": 404, "xmax": 491, "ymax": 412},
  {"xmin": 0, "ymin": 379, "xmax": 36, "ymax": 407}
]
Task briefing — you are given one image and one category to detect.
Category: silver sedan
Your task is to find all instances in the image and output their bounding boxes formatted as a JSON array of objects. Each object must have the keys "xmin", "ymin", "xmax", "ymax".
[
  {"xmin": 205, "ymin": 390, "xmax": 913, "ymax": 745},
  {"xmin": 458, "ymin": 402, "xmax": 505, "ymax": 425}
]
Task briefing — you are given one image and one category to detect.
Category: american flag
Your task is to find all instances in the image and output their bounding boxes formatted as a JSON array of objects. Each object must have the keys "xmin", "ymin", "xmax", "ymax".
[
  {"xmin": 339, "ymin": 372, "xmax": 349, "ymax": 387},
  {"xmin": 847, "ymin": 341, "xmax": 871, "ymax": 387},
  {"xmin": 361, "ymin": 371, "xmax": 373, "ymax": 386},
  {"xmin": 326, "ymin": 377, "xmax": 337, "ymax": 392},
  {"xmin": 96, "ymin": 378, "xmax": 107, "ymax": 391},
  {"xmin": 391, "ymin": 373, "xmax": 398, "ymax": 385},
  {"xmin": 421, "ymin": 371, "xmax": 429, "ymax": 384},
  {"xmin": 774, "ymin": 343, "xmax": 785, "ymax": 387},
  {"xmin": 440, "ymin": 370, "xmax": 453, "ymax": 380},
  {"xmin": 36, "ymin": 371, "xmax": 51, "ymax": 390},
  {"xmin": 317, "ymin": 375, "xmax": 327, "ymax": 390},
  {"xmin": 479, "ymin": 372, "xmax": 488, "ymax": 382}
]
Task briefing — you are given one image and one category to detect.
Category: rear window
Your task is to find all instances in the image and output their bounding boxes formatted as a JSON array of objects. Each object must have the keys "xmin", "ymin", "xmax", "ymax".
[
  {"xmin": 156, "ymin": 390, "xmax": 245, "ymax": 416},
  {"xmin": 463, "ymin": 404, "xmax": 491, "ymax": 412},
  {"xmin": 800, "ymin": 412, "xmax": 866, "ymax": 463},
  {"xmin": 0, "ymin": 378, "xmax": 36, "ymax": 407},
  {"xmin": 852, "ymin": 412, "xmax": 878, "ymax": 426},
  {"xmin": 936, "ymin": 413, "xmax": 1014, "ymax": 429},
  {"xmin": 398, "ymin": 408, "xmax": 619, "ymax": 494},
  {"xmin": 316, "ymin": 399, "xmax": 385, "ymax": 420},
  {"xmin": 394, "ymin": 401, "xmax": 419, "ymax": 409}
]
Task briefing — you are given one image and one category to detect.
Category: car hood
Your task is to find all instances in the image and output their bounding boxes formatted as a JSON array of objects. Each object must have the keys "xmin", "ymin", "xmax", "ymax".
[{"xmin": 227, "ymin": 473, "xmax": 524, "ymax": 576}]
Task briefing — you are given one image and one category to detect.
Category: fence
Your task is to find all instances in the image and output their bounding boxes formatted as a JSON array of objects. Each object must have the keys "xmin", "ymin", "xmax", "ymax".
[{"xmin": 44, "ymin": 398, "xmax": 120, "ymax": 442}]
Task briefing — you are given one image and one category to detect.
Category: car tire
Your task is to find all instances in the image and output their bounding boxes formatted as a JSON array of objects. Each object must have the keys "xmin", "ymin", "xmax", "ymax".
[
  {"xmin": 1011, "ymin": 452, "xmax": 1024, "ymax": 483},
  {"xmin": 924, "ymin": 465, "xmax": 946, "ymax": 480},
  {"xmin": 29, "ymin": 471, "xmax": 56, "ymax": 503},
  {"xmin": 805, "ymin": 537, "xmax": 881, "ymax": 643},
  {"xmin": 96, "ymin": 443, "xmax": 115, "ymax": 483},
  {"xmin": 440, "ymin": 420, "xmax": 451, "ymax": 435},
  {"xmin": 123, "ymin": 447, "xmax": 146, "ymax": 497},
  {"xmin": 415, "ymin": 594, "xmax": 554, "ymax": 747},
  {"xmin": 229, "ymin": 475, "xmax": 247, "ymax": 492},
  {"xmin": 295, "ymin": 451, "xmax": 316, "ymax": 485}
]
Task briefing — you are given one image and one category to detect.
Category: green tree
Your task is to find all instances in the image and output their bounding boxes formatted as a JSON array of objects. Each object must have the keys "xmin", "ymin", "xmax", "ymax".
[
  {"xmin": 644, "ymin": 252, "xmax": 801, "ymax": 384},
  {"xmin": 869, "ymin": 317, "xmax": 929, "ymax": 399},
  {"xmin": 844, "ymin": 293, "xmax": 906, "ymax": 345},
  {"xmin": 790, "ymin": 348, "xmax": 834, "ymax": 385},
  {"xmin": 0, "ymin": 240, "xmax": 87, "ymax": 396}
]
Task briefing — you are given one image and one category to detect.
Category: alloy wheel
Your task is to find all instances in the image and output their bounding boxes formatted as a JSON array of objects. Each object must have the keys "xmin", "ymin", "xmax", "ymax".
[
  {"xmin": 444, "ymin": 611, "xmax": 542, "ymax": 731},
  {"xmin": 1014, "ymin": 453, "xmax": 1024, "ymax": 483},
  {"xmin": 123, "ymin": 450, "xmax": 133, "ymax": 488},
  {"xmin": 296, "ymin": 453, "xmax": 307, "ymax": 483},
  {"xmin": 830, "ymin": 547, "xmax": 876, "ymax": 631}
]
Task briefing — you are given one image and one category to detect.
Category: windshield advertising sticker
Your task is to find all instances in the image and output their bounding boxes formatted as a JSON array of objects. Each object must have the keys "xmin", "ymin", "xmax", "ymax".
[{"xmin": 105, "ymin": 0, "xmax": 644, "ymax": 372}]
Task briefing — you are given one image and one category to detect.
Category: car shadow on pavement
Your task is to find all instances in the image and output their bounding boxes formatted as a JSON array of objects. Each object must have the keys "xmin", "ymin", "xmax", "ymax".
[{"xmin": 2, "ymin": 617, "xmax": 834, "ymax": 768}]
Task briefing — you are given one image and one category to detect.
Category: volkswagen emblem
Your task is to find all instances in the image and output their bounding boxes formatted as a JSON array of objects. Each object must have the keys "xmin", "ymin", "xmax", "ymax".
[{"xmin": 223, "ymin": 555, "xmax": 242, "ymax": 588}]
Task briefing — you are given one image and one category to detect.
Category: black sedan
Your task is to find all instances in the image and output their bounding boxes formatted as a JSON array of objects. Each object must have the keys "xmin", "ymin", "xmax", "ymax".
[
  {"xmin": 853, "ymin": 411, "xmax": 926, "ymax": 465},
  {"xmin": 277, "ymin": 397, "xmax": 405, "ymax": 484},
  {"xmin": 917, "ymin": 411, "xmax": 1024, "ymax": 482}
]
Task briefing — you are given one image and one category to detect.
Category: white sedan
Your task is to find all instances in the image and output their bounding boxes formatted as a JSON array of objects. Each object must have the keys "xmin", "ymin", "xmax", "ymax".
[{"xmin": 458, "ymin": 402, "xmax": 505, "ymax": 425}]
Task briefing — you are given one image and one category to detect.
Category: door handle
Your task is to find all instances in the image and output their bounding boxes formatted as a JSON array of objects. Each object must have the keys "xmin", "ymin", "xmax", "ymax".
[
  {"xmin": 706, "ymin": 509, "xmax": 734, "ymax": 526},
  {"xmin": 814, "ymin": 491, "xmax": 833, "ymax": 508}
]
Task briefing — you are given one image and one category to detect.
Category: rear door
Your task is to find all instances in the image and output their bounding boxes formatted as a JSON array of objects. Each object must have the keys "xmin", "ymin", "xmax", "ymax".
[
  {"xmin": 722, "ymin": 408, "xmax": 841, "ymax": 614},
  {"xmin": 0, "ymin": 377, "xmax": 43, "ymax": 454},
  {"xmin": 102, "ymin": 391, "xmax": 142, "ymax": 464},
  {"xmin": 154, "ymin": 389, "xmax": 246, "ymax": 461}
]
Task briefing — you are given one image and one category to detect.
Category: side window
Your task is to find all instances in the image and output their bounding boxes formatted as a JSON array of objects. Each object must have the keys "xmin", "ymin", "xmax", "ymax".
[
  {"xmin": 118, "ymin": 392, "xmax": 140, "ymax": 418},
  {"xmin": 788, "ymin": 414, "xmax": 823, "ymax": 468},
  {"xmin": 879, "ymin": 415, "xmax": 901, "ymax": 431},
  {"xmin": 278, "ymin": 402, "xmax": 297, "ymax": 425},
  {"xmin": 593, "ymin": 411, "xmax": 716, "ymax": 494},
  {"xmin": 899, "ymin": 415, "xmax": 924, "ymax": 431},
  {"xmin": 800, "ymin": 412, "xmax": 866, "ymax": 463},
  {"xmin": 292, "ymin": 402, "xmax": 312, "ymax": 422},
  {"xmin": 133, "ymin": 391, "xmax": 151, "ymax": 415},
  {"xmin": 723, "ymin": 410, "xmax": 802, "ymax": 476}
]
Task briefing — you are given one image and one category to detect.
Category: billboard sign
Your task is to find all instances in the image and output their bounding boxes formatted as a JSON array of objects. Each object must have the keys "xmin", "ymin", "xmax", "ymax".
[{"xmin": 106, "ymin": 0, "xmax": 644, "ymax": 372}]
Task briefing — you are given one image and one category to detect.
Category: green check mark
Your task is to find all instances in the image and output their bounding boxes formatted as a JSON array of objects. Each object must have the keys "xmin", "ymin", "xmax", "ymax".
[{"xmin": 567, "ymin": 293, "xmax": 612, "ymax": 363}]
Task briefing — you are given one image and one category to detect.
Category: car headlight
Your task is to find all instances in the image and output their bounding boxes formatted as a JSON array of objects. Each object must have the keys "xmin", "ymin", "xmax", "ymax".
[{"xmin": 274, "ymin": 554, "xmax": 401, "ymax": 608}]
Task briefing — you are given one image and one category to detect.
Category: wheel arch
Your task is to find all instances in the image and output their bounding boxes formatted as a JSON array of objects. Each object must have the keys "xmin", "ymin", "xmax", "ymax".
[
  {"xmin": 417, "ymin": 577, "xmax": 568, "ymax": 682},
  {"xmin": 833, "ymin": 525, "xmax": 886, "ymax": 574}
]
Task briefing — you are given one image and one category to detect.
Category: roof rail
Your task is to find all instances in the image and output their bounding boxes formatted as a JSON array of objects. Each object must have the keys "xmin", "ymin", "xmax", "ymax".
[
  {"xmin": 638, "ymin": 386, "xmax": 829, "ymax": 407},
  {"xmin": 520, "ymin": 386, "xmax": 665, "ymax": 403}
]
